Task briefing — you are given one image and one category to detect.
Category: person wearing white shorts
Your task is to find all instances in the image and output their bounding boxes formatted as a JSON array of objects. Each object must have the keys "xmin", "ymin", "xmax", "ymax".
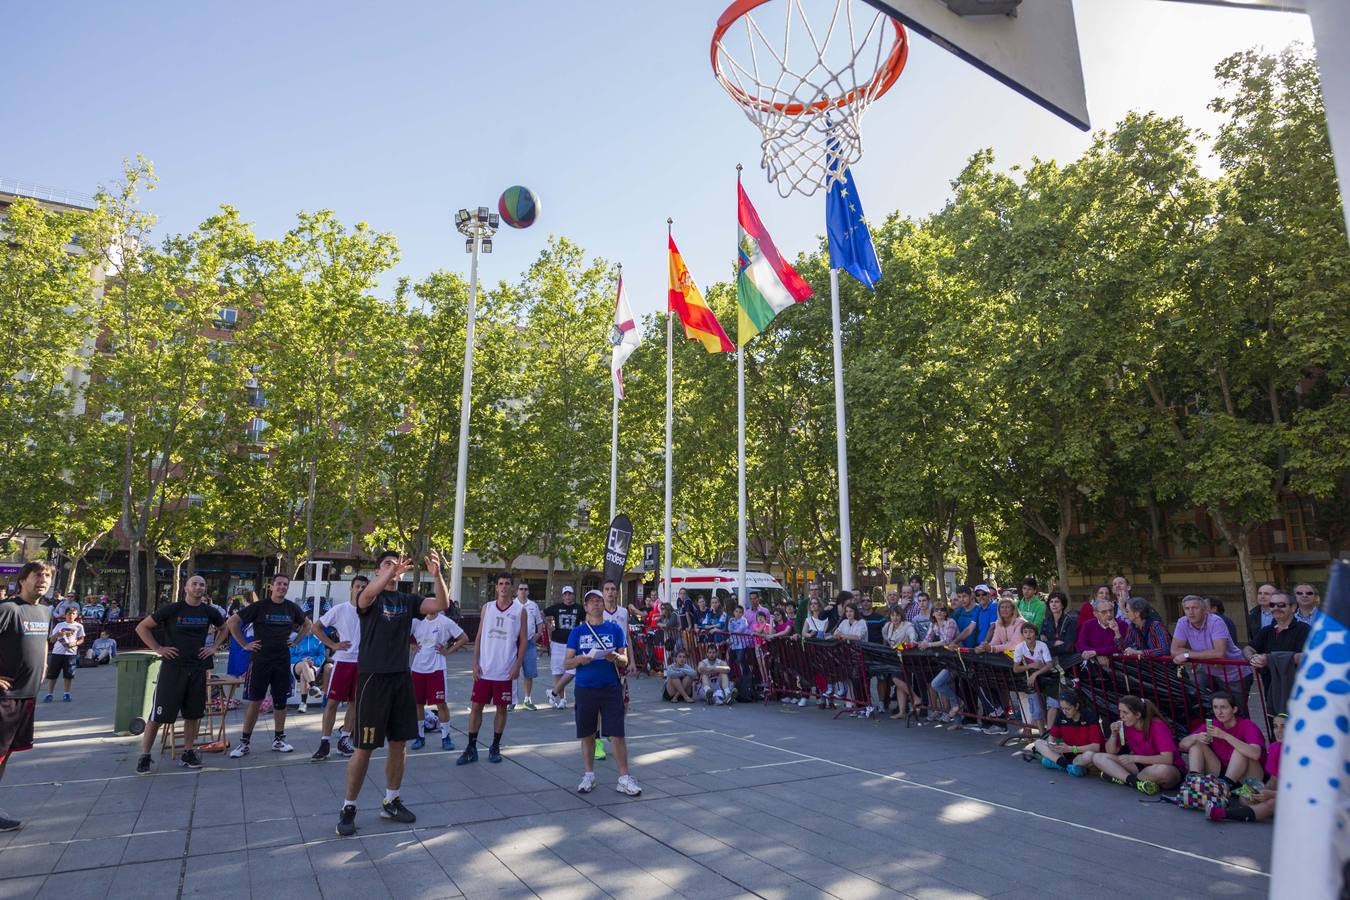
[{"xmin": 544, "ymin": 587, "xmax": 582, "ymax": 708}]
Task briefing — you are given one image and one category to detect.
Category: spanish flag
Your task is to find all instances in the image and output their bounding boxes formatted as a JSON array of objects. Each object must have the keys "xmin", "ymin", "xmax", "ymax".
[{"xmin": 668, "ymin": 235, "xmax": 733, "ymax": 353}]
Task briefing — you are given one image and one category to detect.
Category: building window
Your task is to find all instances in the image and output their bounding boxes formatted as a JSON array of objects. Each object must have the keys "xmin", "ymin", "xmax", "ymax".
[
  {"xmin": 247, "ymin": 386, "xmax": 266, "ymax": 408},
  {"xmin": 1283, "ymin": 498, "xmax": 1316, "ymax": 553},
  {"xmin": 215, "ymin": 308, "xmax": 239, "ymax": 330}
]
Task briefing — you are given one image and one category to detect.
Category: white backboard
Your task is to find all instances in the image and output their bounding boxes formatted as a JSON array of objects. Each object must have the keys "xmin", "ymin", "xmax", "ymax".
[{"xmin": 863, "ymin": 0, "xmax": 1090, "ymax": 130}]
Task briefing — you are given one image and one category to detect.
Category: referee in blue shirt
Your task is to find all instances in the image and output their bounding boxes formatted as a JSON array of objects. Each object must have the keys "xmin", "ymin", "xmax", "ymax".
[{"xmin": 565, "ymin": 589, "xmax": 642, "ymax": 797}]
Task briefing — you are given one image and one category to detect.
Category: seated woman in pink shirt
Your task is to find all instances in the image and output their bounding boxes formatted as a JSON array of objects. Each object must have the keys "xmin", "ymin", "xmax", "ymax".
[
  {"xmin": 977, "ymin": 599, "xmax": 1026, "ymax": 653},
  {"xmin": 1208, "ymin": 712, "xmax": 1284, "ymax": 823},
  {"xmin": 1178, "ymin": 690, "xmax": 1266, "ymax": 786},
  {"xmin": 1087, "ymin": 695, "xmax": 1183, "ymax": 795}
]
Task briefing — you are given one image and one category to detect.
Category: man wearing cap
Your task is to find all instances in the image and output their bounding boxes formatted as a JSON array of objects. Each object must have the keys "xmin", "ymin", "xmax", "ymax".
[
  {"xmin": 544, "ymin": 586, "xmax": 582, "ymax": 709},
  {"xmin": 972, "ymin": 585, "xmax": 1000, "ymax": 647},
  {"xmin": 565, "ymin": 589, "xmax": 642, "ymax": 797}
]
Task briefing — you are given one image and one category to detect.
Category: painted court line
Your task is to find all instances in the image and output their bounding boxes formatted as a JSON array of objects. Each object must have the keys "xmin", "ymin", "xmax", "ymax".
[{"xmin": 704, "ymin": 727, "xmax": 1271, "ymax": 879}]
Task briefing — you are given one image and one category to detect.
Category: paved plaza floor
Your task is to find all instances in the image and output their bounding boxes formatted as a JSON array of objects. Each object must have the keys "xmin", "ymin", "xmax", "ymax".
[{"xmin": 0, "ymin": 658, "xmax": 1271, "ymax": 899}]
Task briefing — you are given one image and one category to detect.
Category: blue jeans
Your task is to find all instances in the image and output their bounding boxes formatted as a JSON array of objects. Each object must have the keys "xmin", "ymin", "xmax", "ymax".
[{"xmin": 931, "ymin": 669, "xmax": 959, "ymax": 705}]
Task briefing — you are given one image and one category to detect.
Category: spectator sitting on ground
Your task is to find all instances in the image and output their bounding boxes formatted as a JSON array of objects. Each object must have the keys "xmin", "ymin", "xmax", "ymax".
[
  {"xmin": 1208, "ymin": 713, "xmax": 1285, "ymax": 823},
  {"xmin": 1178, "ymin": 690, "xmax": 1266, "ymax": 788},
  {"xmin": 977, "ymin": 599, "xmax": 1026, "ymax": 653},
  {"xmin": 1032, "ymin": 689, "xmax": 1101, "ymax": 777},
  {"xmin": 663, "ymin": 650, "xmax": 697, "ymax": 702},
  {"xmin": 697, "ymin": 643, "xmax": 732, "ymax": 705},
  {"xmin": 87, "ymin": 630, "xmax": 118, "ymax": 663},
  {"xmin": 1170, "ymin": 594, "xmax": 1246, "ymax": 691},
  {"xmin": 1207, "ymin": 597, "xmax": 1239, "ymax": 644},
  {"xmin": 1122, "ymin": 598, "xmax": 1171, "ymax": 657},
  {"xmin": 1090, "ymin": 695, "xmax": 1184, "ymax": 795},
  {"xmin": 1078, "ymin": 599, "xmax": 1127, "ymax": 663}
]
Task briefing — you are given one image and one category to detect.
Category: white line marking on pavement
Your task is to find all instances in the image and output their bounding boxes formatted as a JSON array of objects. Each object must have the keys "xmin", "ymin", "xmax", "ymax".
[
  {"xmin": 705, "ymin": 758, "xmax": 815, "ymax": 774},
  {"xmin": 703, "ymin": 727, "xmax": 1271, "ymax": 880}
]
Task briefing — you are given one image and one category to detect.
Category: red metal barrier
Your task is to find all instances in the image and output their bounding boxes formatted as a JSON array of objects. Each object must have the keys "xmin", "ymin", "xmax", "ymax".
[{"xmin": 1074, "ymin": 654, "xmax": 1268, "ymax": 740}]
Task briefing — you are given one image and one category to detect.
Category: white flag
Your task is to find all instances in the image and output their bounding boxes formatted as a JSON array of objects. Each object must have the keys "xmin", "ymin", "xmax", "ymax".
[{"xmin": 609, "ymin": 273, "xmax": 641, "ymax": 399}]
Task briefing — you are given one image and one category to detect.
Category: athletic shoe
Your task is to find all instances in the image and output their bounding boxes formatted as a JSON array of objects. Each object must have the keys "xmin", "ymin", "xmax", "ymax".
[
  {"xmin": 136, "ymin": 754, "xmax": 153, "ymax": 775},
  {"xmin": 228, "ymin": 741, "xmax": 251, "ymax": 759},
  {"xmin": 577, "ymin": 772, "xmax": 596, "ymax": 794},
  {"xmin": 1135, "ymin": 779, "xmax": 1159, "ymax": 796},
  {"xmin": 707, "ymin": 690, "xmax": 717, "ymax": 706},
  {"xmin": 547, "ymin": 691, "xmax": 560, "ymax": 709},
  {"xmin": 1205, "ymin": 800, "xmax": 1228, "ymax": 822},
  {"xmin": 410, "ymin": 737, "xmax": 425, "ymax": 750},
  {"xmin": 982, "ymin": 724, "xmax": 1009, "ymax": 735},
  {"xmin": 863, "ymin": 705, "xmax": 876, "ymax": 717},
  {"xmin": 594, "ymin": 741, "xmax": 606, "ymax": 761},
  {"xmin": 1066, "ymin": 764, "xmax": 1087, "ymax": 778},
  {"xmin": 272, "ymin": 739, "xmax": 294, "ymax": 753},
  {"xmin": 712, "ymin": 691, "xmax": 724, "ymax": 706},
  {"xmin": 42, "ymin": 694, "xmax": 53, "ymax": 703},
  {"xmin": 62, "ymin": 693, "xmax": 72, "ymax": 702},
  {"xmin": 1234, "ymin": 784, "xmax": 1257, "ymax": 802},
  {"xmin": 797, "ymin": 697, "xmax": 808, "ymax": 707},
  {"xmin": 297, "ymin": 702, "xmax": 307, "ymax": 714},
  {"xmin": 337, "ymin": 735, "xmax": 354, "ymax": 755},
  {"xmin": 615, "ymin": 775, "xmax": 642, "ymax": 796},
  {"xmin": 1099, "ymin": 772, "xmax": 1124, "ymax": 786},
  {"xmin": 456, "ymin": 747, "xmax": 478, "ymax": 765},
  {"xmin": 1041, "ymin": 756, "xmax": 1065, "ymax": 773},
  {"xmin": 380, "ymin": 797, "xmax": 416, "ymax": 823},
  {"xmin": 0, "ymin": 811, "xmax": 20, "ymax": 832},
  {"xmin": 336, "ymin": 804, "xmax": 357, "ymax": 836},
  {"xmin": 522, "ymin": 699, "xmax": 536, "ymax": 711},
  {"xmin": 180, "ymin": 749, "xmax": 203, "ymax": 769},
  {"xmin": 311, "ymin": 741, "xmax": 330, "ymax": 761},
  {"xmin": 488, "ymin": 747, "xmax": 503, "ymax": 764},
  {"xmin": 440, "ymin": 734, "xmax": 455, "ymax": 751}
]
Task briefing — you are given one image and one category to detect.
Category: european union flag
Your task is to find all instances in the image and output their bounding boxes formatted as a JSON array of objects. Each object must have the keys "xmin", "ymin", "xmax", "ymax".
[{"xmin": 826, "ymin": 164, "xmax": 881, "ymax": 291}]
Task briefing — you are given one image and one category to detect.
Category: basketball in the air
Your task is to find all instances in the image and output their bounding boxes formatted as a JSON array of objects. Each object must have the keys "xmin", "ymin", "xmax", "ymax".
[{"xmin": 497, "ymin": 185, "xmax": 539, "ymax": 229}]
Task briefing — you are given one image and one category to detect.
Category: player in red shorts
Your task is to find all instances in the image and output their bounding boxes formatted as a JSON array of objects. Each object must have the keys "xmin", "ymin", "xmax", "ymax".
[
  {"xmin": 409, "ymin": 603, "xmax": 466, "ymax": 750},
  {"xmin": 311, "ymin": 575, "xmax": 366, "ymax": 760},
  {"xmin": 457, "ymin": 572, "xmax": 528, "ymax": 765}
]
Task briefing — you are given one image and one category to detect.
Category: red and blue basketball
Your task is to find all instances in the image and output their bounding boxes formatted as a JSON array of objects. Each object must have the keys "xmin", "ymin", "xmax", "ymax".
[{"xmin": 497, "ymin": 185, "xmax": 539, "ymax": 229}]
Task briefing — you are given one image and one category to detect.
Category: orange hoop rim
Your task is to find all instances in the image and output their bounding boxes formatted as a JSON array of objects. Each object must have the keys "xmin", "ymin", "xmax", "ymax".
[{"xmin": 710, "ymin": 0, "xmax": 908, "ymax": 117}]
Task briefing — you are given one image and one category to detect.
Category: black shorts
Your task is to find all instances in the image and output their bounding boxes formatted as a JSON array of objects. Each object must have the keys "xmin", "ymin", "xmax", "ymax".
[
  {"xmin": 354, "ymin": 672, "xmax": 418, "ymax": 750},
  {"xmin": 574, "ymin": 684, "xmax": 625, "ymax": 739},
  {"xmin": 46, "ymin": 653, "xmax": 77, "ymax": 681},
  {"xmin": 0, "ymin": 698, "xmax": 37, "ymax": 761},
  {"xmin": 151, "ymin": 664, "xmax": 208, "ymax": 724},
  {"xmin": 244, "ymin": 657, "xmax": 292, "ymax": 705}
]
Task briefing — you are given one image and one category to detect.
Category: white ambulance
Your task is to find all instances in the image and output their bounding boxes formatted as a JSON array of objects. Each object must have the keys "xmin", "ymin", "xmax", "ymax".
[{"xmin": 652, "ymin": 568, "xmax": 789, "ymax": 608}]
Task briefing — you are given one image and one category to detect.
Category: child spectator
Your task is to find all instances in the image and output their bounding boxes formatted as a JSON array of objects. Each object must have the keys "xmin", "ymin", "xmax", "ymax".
[
  {"xmin": 1031, "ymin": 689, "xmax": 1101, "ymax": 776},
  {"xmin": 289, "ymin": 631, "xmax": 330, "ymax": 714},
  {"xmin": 43, "ymin": 607, "xmax": 84, "ymax": 702},
  {"xmin": 1207, "ymin": 713, "xmax": 1285, "ymax": 823},
  {"xmin": 1090, "ymin": 695, "xmax": 1184, "ymax": 795},
  {"xmin": 1011, "ymin": 622, "xmax": 1051, "ymax": 732},
  {"xmin": 409, "ymin": 605, "xmax": 467, "ymax": 750}
]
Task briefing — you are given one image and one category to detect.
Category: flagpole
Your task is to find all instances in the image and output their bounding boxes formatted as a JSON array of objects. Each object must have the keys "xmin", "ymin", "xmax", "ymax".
[
  {"xmin": 830, "ymin": 266, "xmax": 854, "ymax": 593},
  {"xmin": 736, "ymin": 165, "xmax": 748, "ymax": 608},
  {"xmin": 663, "ymin": 220, "xmax": 675, "ymax": 609},
  {"xmin": 609, "ymin": 265, "xmax": 621, "ymax": 526}
]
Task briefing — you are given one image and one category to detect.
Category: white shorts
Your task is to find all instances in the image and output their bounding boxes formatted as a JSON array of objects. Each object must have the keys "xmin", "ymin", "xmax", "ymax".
[{"xmin": 550, "ymin": 643, "xmax": 569, "ymax": 677}]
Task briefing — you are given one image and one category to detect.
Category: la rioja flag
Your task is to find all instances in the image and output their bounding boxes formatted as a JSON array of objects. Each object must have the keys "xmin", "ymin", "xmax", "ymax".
[{"xmin": 609, "ymin": 272, "xmax": 641, "ymax": 399}]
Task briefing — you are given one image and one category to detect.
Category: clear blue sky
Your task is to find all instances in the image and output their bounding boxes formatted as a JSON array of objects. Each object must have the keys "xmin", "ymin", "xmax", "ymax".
[{"xmin": 3, "ymin": 1, "xmax": 1312, "ymax": 317}]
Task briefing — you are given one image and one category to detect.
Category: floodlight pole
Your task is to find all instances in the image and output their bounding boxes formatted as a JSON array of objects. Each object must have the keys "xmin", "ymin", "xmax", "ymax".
[{"xmin": 449, "ymin": 207, "xmax": 499, "ymax": 608}]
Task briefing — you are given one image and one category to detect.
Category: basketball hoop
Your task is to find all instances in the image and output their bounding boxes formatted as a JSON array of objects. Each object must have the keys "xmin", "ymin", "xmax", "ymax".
[{"xmin": 711, "ymin": 0, "xmax": 908, "ymax": 198}]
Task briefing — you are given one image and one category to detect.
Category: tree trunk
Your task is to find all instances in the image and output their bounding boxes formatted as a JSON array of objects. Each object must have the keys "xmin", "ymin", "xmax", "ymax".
[
  {"xmin": 143, "ymin": 547, "xmax": 157, "ymax": 613},
  {"xmin": 924, "ymin": 543, "xmax": 947, "ymax": 602},
  {"xmin": 960, "ymin": 520, "xmax": 983, "ymax": 585},
  {"xmin": 169, "ymin": 557, "xmax": 183, "ymax": 605},
  {"xmin": 545, "ymin": 532, "xmax": 557, "ymax": 605},
  {"xmin": 1053, "ymin": 533, "xmax": 1070, "ymax": 606},
  {"xmin": 127, "ymin": 538, "xmax": 142, "ymax": 615},
  {"xmin": 1233, "ymin": 531, "xmax": 1256, "ymax": 612},
  {"xmin": 1145, "ymin": 494, "xmax": 1166, "ymax": 606}
]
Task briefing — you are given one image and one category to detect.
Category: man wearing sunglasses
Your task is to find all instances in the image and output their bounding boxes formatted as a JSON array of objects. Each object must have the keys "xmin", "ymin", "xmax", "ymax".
[
  {"xmin": 1243, "ymin": 590, "xmax": 1310, "ymax": 715},
  {"xmin": 1293, "ymin": 583, "xmax": 1322, "ymax": 627}
]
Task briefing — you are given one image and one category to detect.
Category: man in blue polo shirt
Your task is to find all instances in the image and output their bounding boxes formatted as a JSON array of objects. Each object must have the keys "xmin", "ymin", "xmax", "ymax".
[
  {"xmin": 565, "ymin": 589, "xmax": 641, "ymax": 797},
  {"xmin": 972, "ymin": 584, "xmax": 1000, "ymax": 647},
  {"xmin": 951, "ymin": 586, "xmax": 979, "ymax": 648}
]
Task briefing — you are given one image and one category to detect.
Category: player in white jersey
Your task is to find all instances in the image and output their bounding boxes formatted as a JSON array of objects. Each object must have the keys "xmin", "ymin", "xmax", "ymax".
[
  {"xmin": 456, "ymin": 573, "xmax": 528, "ymax": 765},
  {"xmin": 409, "ymin": 608, "xmax": 466, "ymax": 750},
  {"xmin": 311, "ymin": 576, "xmax": 365, "ymax": 760},
  {"xmin": 513, "ymin": 583, "xmax": 545, "ymax": 710}
]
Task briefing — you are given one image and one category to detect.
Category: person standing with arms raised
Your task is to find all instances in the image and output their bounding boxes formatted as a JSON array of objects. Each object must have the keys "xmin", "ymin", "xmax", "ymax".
[
  {"xmin": 0, "ymin": 562, "xmax": 55, "ymax": 831},
  {"xmin": 225, "ymin": 574, "xmax": 310, "ymax": 757},
  {"xmin": 566, "ymin": 589, "xmax": 642, "ymax": 796},
  {"xmin": 336, "ymin": 550, "xmax": 448, "ymax": 836},
  {"xmin": 457, "ymin": 572, "xmax": 527, "ymax": 766}
]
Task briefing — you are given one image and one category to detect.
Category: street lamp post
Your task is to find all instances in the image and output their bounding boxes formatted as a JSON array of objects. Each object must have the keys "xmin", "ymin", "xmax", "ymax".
[{"xmin": 448, "ymin": 207, "xmax": 499, "ymax": 609}]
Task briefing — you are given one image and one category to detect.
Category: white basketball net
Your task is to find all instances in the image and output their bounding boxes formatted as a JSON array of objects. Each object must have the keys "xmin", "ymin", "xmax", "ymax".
[{"xmin": 712, "ymin": 0, "xmax": 906, "ymax": 198}]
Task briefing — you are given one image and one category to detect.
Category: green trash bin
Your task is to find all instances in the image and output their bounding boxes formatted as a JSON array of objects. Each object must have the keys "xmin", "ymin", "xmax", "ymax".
[{"xmin": 113, "ymin": 651, "xmax": 161, "ymax": 735}]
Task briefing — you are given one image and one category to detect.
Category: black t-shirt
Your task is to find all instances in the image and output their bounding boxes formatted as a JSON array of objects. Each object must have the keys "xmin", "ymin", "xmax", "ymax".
[
  {"xmin": 545, "ymin": 601, "xmax": 582, "ymax": 644},
  {"xmin": 357, "ymin": 590, "xmax": 426, "ymax": 674},
  {"xmin": 152, "ymin": 601, "xmax": 226, "ymax": 670},
  {"xmin": 237, "ymin": 598, "xmax": 307, "ymax": 661},
  {"xmin": 1251, "ymin": 620, "xmax": 1311, "ymax": 655},
  {"xmin": 0, "ymin": 600, "xmax": 54, "ymax": 699},
  {"xmin": 863, "ymin": 613, "xmax": 886, "ymax": 644}
]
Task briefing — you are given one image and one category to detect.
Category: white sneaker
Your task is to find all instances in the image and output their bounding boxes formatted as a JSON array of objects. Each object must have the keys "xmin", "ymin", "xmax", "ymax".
[
  {"xmin": 547, "ymin": 691, "xmax": 560, "ymax": 709},
  {"xmin": 797, "ymin": 697, "xmax": 808, "ymax": 707},
  {"xmin": 272, "ymin": 739, "xmax": 294, "ymax": 753},
  {"xmin": 713, "ymin": 690, "xmax": 725, "ymax": 705},
  {"xmin": 615, "ymin": 775, "xmax": 642, "ymax": 796},
  {"xmin": 577, "ymin": 772, "xmax": 596, "ymax": 794},
  {"xmin": 297, "ymin": 702, "xmax": 308, "ymax": 714},
  {"xmin": 228, "ymin": 742, "xmax": 250, "ymax": 759}
]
